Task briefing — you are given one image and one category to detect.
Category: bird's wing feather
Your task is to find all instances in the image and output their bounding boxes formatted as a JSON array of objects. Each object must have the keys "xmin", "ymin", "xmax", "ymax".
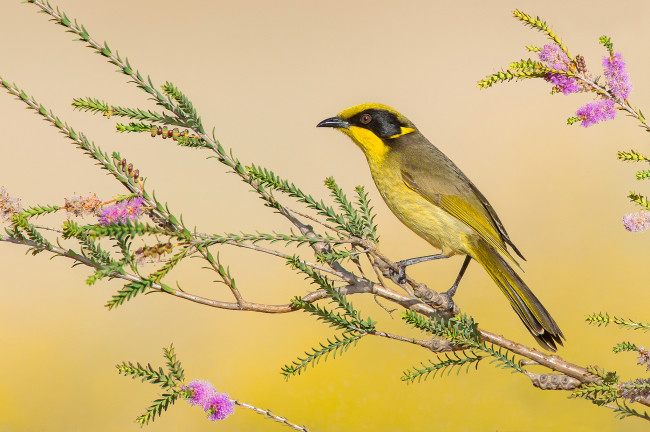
[{"xmin": 400, "ymin": 160, "xmax": 520, "ymax": 266}]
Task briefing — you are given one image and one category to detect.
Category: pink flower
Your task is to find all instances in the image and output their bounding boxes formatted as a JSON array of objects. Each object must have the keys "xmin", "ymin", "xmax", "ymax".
[
  {"xmin": 623, "ymin": 212, "xmax": 650, "ymax": 232},
  {"xmin": 205, "ymin": 392, "xmax": 235, "ymax": 421},
  {"xmin": 98, "ymin": 197, "xmax": 144, "ymax": 225},
  {"xmin": 603, "ymin": 52, "xmax": 632, "ymax": 100},
  {"xmin": 538, "ymin": 44, "xmax": 581, "ymax": 95},
  {"xmin": 184, "ymin": 380, "xmax": 216, "ymax": 407},
  {"xmin": 184, "ymin": 379, "xmax": 235, "ymax": 422},
  {"xmin": 575, "ymin": 99, "xmax": 616, "ymax": 127}
]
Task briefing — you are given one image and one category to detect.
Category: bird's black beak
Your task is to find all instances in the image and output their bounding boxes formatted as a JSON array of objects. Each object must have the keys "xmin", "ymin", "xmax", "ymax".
[{"xmin": 316, "ymin": 117, "xmax": 349, "ymax": 129}]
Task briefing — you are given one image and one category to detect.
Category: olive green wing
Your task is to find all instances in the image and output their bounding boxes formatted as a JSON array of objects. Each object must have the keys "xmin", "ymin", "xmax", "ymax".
[
  {"xmin": 400, "ymin": 166, "xmax": 521, "ymax": 267},
  {"xmin": 464, "ymin": 180, "xmax": 525, "ymax": 260}
]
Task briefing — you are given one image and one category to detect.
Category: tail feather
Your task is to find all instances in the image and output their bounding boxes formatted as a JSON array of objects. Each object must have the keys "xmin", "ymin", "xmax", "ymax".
[{"xmin": 470, "ymin": 241, "xmax": 565, "ymax": 351}]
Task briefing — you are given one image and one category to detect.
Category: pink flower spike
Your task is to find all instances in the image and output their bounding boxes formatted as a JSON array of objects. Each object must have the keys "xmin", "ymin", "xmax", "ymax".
[
  {"xmin": 98, "ymin": 197, "xmax": 145, "ymax": 226},
  {"xmin": 603, "ymin": 52, "xmax": 632, "ymax": 100},
  {"xmin": 184, "ymin": 380, "xmax": 217, "ymax": 407},
  {"xmin": 205, "ymin": 392, "xmax": 235, "ymax": 421},
  {"xmin": 575, "ymin": 99, "xmax": 616, "ymax": 127}
]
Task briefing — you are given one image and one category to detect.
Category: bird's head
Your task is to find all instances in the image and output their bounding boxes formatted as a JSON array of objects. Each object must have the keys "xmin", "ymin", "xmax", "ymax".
[{"xmin": 317, "ymin": 103, "xmax": 416, "ymax": 162}]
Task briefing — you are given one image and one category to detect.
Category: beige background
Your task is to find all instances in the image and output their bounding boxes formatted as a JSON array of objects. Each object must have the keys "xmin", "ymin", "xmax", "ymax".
[{"xmin": 1, "ymin": 0, "xmax": 650, "ymax": 430}]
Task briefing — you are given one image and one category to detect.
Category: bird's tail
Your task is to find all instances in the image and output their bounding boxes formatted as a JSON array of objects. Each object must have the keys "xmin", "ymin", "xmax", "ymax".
[{"xmin": 469, "ymin": 240, "xmax": 564, "ymax": 351}]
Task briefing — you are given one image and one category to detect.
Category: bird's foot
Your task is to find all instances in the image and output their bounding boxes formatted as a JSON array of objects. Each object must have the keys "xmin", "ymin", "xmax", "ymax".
[
  {"xmin": 440, "ymin": 283, "xmax": 459, "ymax": 311},
  {"xmin": 442, "ymin": 283, "xmax": 458, "ymax": 299},
  {"xmin": 384, "ymin": 262, "xmax": 408, "ymax": 285}
]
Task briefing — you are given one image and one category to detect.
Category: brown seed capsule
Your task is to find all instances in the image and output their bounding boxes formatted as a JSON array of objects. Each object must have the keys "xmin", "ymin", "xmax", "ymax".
[
  {"xmin": 157, "ymin": 127, "xmax": 162, "ymax": 135},
  {"xmin": 127, "ymin": 163, "xmax": 133, "ymax": 174},
  {"xmin": 133, "ymin": 169, "xmax": 139, "ymax": 180},
  {"xmin": 575, "ymin": 55, "xmax": 587, "ymax": 73}
]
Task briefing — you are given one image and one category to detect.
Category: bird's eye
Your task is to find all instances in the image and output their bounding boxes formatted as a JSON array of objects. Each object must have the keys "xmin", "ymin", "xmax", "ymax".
[{"xmin": 360, "ymin": 114, "xmax": 372, "ymax": 124}]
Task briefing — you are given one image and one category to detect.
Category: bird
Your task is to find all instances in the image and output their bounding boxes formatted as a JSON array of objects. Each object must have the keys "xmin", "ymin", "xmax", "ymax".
[{"xmin": 316, "ymin": 103, "xmax": 564, "ymax": 351}]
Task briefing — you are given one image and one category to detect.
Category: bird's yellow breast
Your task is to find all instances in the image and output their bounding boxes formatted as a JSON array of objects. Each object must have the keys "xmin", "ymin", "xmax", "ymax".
[{"xmin": 366, "ymin": 154, "xmax": 474, "ymax": 257}]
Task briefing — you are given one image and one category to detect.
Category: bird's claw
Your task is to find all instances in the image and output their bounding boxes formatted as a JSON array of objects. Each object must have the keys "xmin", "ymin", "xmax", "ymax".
[{"xmin": 384, "ymin": 264, "xmax": 407, "ymax": 285}]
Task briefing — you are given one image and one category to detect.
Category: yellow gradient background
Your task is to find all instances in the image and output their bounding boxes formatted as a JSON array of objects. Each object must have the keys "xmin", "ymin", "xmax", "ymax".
[{"xmin": 1, "ymin": 1, "xmax": 650, "ymax": 431}]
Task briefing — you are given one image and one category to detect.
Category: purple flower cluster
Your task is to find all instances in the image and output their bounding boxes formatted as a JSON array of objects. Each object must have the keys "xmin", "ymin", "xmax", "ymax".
[
  {"xmin": 98, "ymin": 197, "xmax": 145, "ymax": 226},
  {"xmin": 603, "ymin": 52, "xmax": 632, "ymax": 100},
  {"xmin": 184, "ymin": 380, "xmax": 235, "ymax": 422},
  {"xmin": 575, "ymin": 99, "xmax": 616, "ymax": 127},
  {"xmin": 622, "ymin": 211, "xmax": 650, "ymax": 232},
  {"xmin": 538, "ymin": 44, "xmax": 581, "ymax": 94}
]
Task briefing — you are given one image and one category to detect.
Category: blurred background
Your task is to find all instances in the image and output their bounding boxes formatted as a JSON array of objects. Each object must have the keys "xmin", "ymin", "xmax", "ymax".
[{"xmin": 1, "ymin": 0, "xmax": 650, "ymax": 430}]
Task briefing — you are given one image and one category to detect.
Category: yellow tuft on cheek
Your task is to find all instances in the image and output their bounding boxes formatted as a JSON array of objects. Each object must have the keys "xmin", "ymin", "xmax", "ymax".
[
  {"xmin": 340, "ymin": 126, "xmax": 390, "ymax": 165},
  {"xmin": 389, "ymin": 127, "xmax": 415, "ymax": 139}
]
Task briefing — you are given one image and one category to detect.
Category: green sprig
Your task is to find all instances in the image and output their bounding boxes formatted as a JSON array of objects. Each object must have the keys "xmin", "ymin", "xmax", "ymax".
[
  {"xmin": 513, "ymin": 9, "xmax": 571, "ymax": 59},
  {"xmin": 87, "ymin": 221, "xmax": 184, "ymax": 240},
  {"xmin": 613, "ymin": 401, "xmax": 650, "ymax": 420},
  {"xmin": 281, "ymin": 332, "xmax": 364, "ymax": 378},
  {"xmin": 402, "ymin": 351, "xmax": 484, "ymax": 383},
  {"xmin": 136, "ymin": 393, "xmax": 180, "ymax": 426},
  {"xmin": 247, "ymin": 164, "xmax": 351, "ymax": 231},
  {"xmin": 586, "ymin": 313, "xmax": 650, "ymax": 331},
  {"xmin": 11, "ymin": 214, "xmax": 53, "ymax": 254},
  {"xmin": 72, "ymin": 97, "xmax": 180, "ymax": 124},
  {"xmin": 629, "ymin": 193, "xmax": 650, "ymax": 210},
  {"xmin": 612, "ymin": 341, "xmax": 638, "ymax": 354},
  {"xmin": 18, "ymin": 204, "xmax": 61, "ymax": 219},
  {"xmin": 106, "ymin": 279, "xmax": 153, "ymax": 309},
  {"xmin": 116, "ymin": 344, "xmax": 184, "ymax": 425},
  {"xmin": 618, "ymin": 150, "xmax": 649, "ymax": 162},
  {"xmin": 477, "ymin": 69, "xmax": 548, "ymax": 89},
  {"xmin": 599, "ymin": 35, "xmax": 614, "ymax": 54},
  {"xmin": 204, "ymin": 230, "xmax": 336, "ymax": 248},
  {"xmin": 161, "ymin": 82, "xmax": 204, "ymax": 132}
]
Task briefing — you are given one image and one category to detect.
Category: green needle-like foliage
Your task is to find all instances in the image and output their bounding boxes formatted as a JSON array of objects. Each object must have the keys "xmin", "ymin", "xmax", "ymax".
[
  {"xmin": 247, "ymin": 164, "xmax": 358, "ymax": 234},
  {"xmin": 282, "ymin": 257, "xmax": 376, "ymax": 377},
  {"xmin": 149, "ymin": 246, "xmax": 189, "ymax": 283},
  {"xmin": 116, "ymin": 345, "xmax": 185, "ymax": 425},
  {"xmin": 72, "ymin": 97, "xmax": 180, "ymax": 124},
  {"xmin": 203, "ymin": 230, "xmax": 335, "ymax": 247},
  {"xmin": 512, "ymin": 9, "xmax": 571, "ymax": 58},
  {"xmin": 354, "ymin": 185, "xmax": 378, "ymax": 241},
  {"xmin": 136, "ymin": 393, "xmax": 180, "ymax": 426},
  {"xmin": 164, "ymin": 344, "xmax": 185, "ymax": 383},
  {"xmin": 161, "ymin": 82, "xmax": 204, "ymax": 132},
  {"xmin": 629, "ymin": 193, "xmax": 650, "ymax": 210},
  {"xmin": 586, "ymin": 313, "xmax": 650, "ymax": 331},
  {"xmin": 281, "ymin": 332, "xmax": 365, "ymax": 378},
  {"xmin": 402, "ymin": 310, "xmax": 524, "ymax": 377},
  {"xmin": 11, "ymin": 214, "xmax": 53, "ymax": 254},
  {"xmin": 86, "ymin": 221, "xmax": 186, "ymax": 240},
  {"xmin": 613, "ymin": 341, "xmax": 639, "ymax": 353},
  {"xmin": 289, "ymin": 256, "xmax": 375, "ymax": 331},
  {"xmin": 402, "ymin": 351, "xmax": 485, "ymax": 383},
  {"xmin": 618, "ymin": 150, "xmax": 649, "ymax": 162},
  {"xmin": 106, "ymin": 279, "xmax": 154, "ymax": 309},
  {"xmin": 18, "ymin": 204, "xmax": 61, "ymax": 219},
  {"xmin": 613, "ymin": 402, "xmax": 650, "ymax": 421}
]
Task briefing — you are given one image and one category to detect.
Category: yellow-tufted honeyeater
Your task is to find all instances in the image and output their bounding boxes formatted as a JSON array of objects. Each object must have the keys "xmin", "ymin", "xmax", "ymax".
[{"xmin": 317, "ymin": 103, "xmax": 564, "ymax": 351}]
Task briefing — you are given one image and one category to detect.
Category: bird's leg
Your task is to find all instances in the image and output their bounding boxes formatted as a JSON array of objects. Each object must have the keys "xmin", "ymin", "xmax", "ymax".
[
  {"xmin": 390, "ymin": 253, "xmax": 449, "ymax": 284},
  {"xmin": 442, "ymin": 256, "xmax": 472, "ymax": 299}
]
